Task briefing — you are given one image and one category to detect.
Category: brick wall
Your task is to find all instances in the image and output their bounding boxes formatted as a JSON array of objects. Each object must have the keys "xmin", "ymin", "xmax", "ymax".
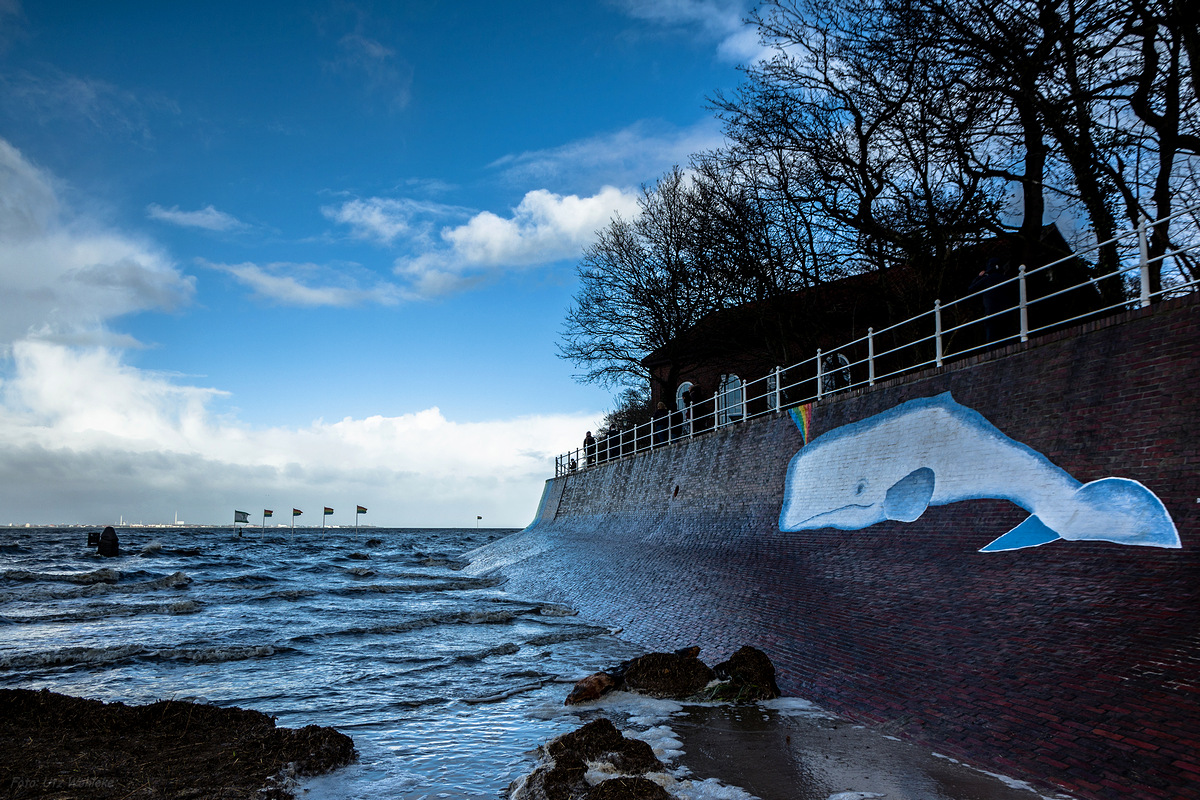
[{"xmin": 466, "ymin": 294, "xmax": 1200, "ymax": 800}]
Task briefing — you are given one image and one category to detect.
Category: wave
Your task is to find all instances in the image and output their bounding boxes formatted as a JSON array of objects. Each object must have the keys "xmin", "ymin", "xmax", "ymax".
[
  {"xmin": 209, "ymin": 572, "xmax": 278, "ymax": 585},
  {"xmin": 287, "ymin": 608, "xmax": 532, "ymax": 645},
  {"xmin": 1, "ymin": 567, "xmax": 122, "ymax": 585},
  {"xmin": 253, "ymin": 588, "xmax": 321, "ymax": 602},
  {"xmin": 3, "ymin": 598, "xmax": 203, "ymax": 625},
  {"xmin": 522, "ymin": 626, "xmax": 611, "ymax": 647},
  {"xmin": 0, "ymin": 640, "xmax": 291, "ymax": 671},
  {"xmin": 460, "ymin": 680, "xmax": 551, "ymax": 705},
  {"xmin": 329, "ymin": 576, "xmax": 504, "ymax": 596},
  {"xmin": 0, "ymin": 571, "xmax": 192, "ymax": 603}
]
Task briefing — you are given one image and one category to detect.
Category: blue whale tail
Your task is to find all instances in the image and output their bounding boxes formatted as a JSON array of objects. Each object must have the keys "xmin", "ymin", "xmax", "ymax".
[{"xmin": 980, "ymin": 477, "xmax": 1180, "ymax": 552}]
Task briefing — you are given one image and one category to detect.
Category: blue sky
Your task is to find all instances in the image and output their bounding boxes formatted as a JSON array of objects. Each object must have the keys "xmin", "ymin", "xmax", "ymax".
[{"xmin": 0, "ymin": 1, "xmax": 762, "ymax": 527}]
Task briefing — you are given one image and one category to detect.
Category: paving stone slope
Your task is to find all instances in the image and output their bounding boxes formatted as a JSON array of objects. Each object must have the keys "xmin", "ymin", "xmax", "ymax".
[{"xmin": 466, "ymin": 294, "xmax": 1199, "ymax": 800}]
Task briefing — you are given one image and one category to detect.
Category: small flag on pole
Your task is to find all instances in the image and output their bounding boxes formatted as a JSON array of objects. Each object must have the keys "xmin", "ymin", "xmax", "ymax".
[
  {"xmin": 355, "ymin": 505, "xmax": 366, "ymax": 533},
  {"xmin": 321, "ymin": 506, "xmax": 332, "ymax": 533},
  {"xmin": 324, "ymin": 507, "xmax": 334, "ymax": 515},
  {"xmin": 292, "ymin": 508, "xmax": 302, "ymax": 517},
  {"xmin": 263, "ymin": 509, "xmax": 273, "ymax": 518},
  {"xmin": 234, "ymin": 510, "xmax": 249, "ymax": 524},
  {"xmin": 357, "ymin": 505, "xmax": 367, "ymax": 514}
]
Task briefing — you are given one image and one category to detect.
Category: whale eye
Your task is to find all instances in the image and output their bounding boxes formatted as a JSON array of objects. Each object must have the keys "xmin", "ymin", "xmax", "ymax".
[{"xmin": 855, "ymin": 479, "xmax": 868, "ymax": 496}]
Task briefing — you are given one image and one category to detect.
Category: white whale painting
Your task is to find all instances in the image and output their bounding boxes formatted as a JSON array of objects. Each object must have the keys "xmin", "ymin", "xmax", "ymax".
[{"xmin": 778, "ymin": 393, "xmax": 1180, "ymax": 552}]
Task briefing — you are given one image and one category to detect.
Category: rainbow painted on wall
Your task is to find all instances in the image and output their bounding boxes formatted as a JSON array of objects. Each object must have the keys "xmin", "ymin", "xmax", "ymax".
[{"xmin": 788, "ymin": 403, "xmax": 814, "ymax": 444}]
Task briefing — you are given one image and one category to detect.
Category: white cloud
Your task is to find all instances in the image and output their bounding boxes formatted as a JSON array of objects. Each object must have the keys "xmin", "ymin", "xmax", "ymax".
[
  {"xmin": 394, "ymin": 186, "xmax": 641, "ymax": 296},
  {"xmin": 612, "ymin": 0, "xmax": 769, "ymax": 64},
  {"xmin": 321, "ymin": 196, "xmax": 466, "ymax": 245},
  {"xmin": 206, "ymin": 260, "xmax": 411, "ymax": 307},
  {"xmin": 490, "ymin": 118, "xmax": 725, "ymax": 189},
  {"xmin": 0, "ymin": 138, "xmax": 194, "ymax": 350},
  {"xmin": 0, "ymin": 340, "xmax": 596, "ymax": 527},
  {"xmin": 331, "ymin": 32, "xmax": 413, "ymax": 111},
  {"xmin": 0, "ymin": 67, "xmax": 177, "ymax": 141},
  {"xmin": 147, "ymin": 203, "xmax": 245, "ymax": 231}
]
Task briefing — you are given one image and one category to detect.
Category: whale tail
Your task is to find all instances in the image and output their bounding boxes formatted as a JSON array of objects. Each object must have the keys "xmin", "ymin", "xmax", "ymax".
[{"xmin": 980, "ymin": 477, "xmax": 1180, "ymax": 553}]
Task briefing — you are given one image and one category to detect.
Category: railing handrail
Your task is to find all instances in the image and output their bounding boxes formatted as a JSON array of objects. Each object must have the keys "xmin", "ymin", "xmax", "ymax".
[{"xmin": 555, "ymin": 207, "xmax": 1200, "ymax": 476}]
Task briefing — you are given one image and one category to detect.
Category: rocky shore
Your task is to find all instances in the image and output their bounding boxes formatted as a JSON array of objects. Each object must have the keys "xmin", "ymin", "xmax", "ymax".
[{"xmin": 0, "ymin": 689, "xmax": 355, "ymax": 799}]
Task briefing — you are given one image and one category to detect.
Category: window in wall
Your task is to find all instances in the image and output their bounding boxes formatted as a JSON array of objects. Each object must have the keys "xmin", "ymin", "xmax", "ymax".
[
  {"xmin": 675, "ymin": 381, "xmax": 694, "ymax": 435},
  {"xmin": 717, "ymin": 373, "xmax": 744, "ymax": 425},
  {"xmin": 821, "ymin": 352, "xmax": 852, "ymax": 394}
]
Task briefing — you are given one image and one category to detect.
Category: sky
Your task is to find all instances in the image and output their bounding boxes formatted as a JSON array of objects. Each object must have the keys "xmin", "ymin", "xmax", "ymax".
[{"xmin": 0, "ymin": 0, "xmax": 764, "ymax": 527}]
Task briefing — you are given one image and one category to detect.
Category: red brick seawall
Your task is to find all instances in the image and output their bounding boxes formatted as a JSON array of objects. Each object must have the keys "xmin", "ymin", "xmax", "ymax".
[{"xmin": 465, "ymin": 294, "xmax": 1199, "ymax": 800}]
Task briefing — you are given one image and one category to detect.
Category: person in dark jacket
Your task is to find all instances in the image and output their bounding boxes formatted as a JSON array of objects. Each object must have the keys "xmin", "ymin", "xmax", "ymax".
[
  {"xmin": 97, "ymin": 526, "xmax": 119, "ymax": 557},
  {"xmin": 652, "ymin": 401, "xmax": 669, "ymax": 446},
  {"xmin": 968, "ymin": 258, "xmax": 1013, "ymax": 343}
]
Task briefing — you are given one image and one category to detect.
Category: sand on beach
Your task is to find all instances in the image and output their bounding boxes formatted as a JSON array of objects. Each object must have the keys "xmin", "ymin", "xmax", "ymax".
[{"xmin": 667, "ymin": 702, "xmax": 1069, "ymax": 800}]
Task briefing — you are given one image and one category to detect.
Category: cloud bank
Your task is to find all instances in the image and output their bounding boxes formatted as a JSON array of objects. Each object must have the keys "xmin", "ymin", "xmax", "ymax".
[{"xmin": 0, "ymin": 138, "xmax": 591, "ymax": 527}]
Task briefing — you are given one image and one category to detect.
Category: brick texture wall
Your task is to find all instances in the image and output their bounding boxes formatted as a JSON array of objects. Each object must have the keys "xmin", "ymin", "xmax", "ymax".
[{"xmin": 466, "ymin": 294, "xmax": 1199, "ymax": 800}]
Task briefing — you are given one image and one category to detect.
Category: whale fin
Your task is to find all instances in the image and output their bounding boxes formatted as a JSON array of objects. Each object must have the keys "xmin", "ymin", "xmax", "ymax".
[
  {"xmin": 980, "ymin": 515, "xmax": 1061, "ymax": 552},
  {"xmin": 883, "ymin": 467, "xmax": 935, "ymax": 522},
  {"xmin": 1063, "ymin": 478, "xmax": 1181, "ymax": 547}
]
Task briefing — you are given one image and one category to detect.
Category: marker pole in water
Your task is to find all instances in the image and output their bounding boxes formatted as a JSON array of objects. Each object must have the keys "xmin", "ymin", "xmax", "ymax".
[
  {"xmin": 292, "ymin": 508, "xmax": 301, "ymax": 540},
  {"xmin": 355, "ymin": 505, "xmax": 367, "ymax": 534}
]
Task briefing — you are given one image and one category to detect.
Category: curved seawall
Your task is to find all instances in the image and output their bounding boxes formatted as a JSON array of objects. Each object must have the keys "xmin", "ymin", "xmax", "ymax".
[{"xmin": 465, "ymin": 295, "xmax": 1199, "ymax": 800}]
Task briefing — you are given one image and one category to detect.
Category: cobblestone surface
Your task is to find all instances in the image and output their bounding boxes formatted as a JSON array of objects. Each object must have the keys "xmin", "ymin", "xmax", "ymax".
[{"xmin": 470, "ymin": 295, "xmax": 1199, "ymax": 800}]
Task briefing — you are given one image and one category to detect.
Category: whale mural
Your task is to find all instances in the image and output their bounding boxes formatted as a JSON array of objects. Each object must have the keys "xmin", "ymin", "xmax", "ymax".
[{"xmin": 779, "ymin": 393, "xmax": 1180, "ymax": 551}]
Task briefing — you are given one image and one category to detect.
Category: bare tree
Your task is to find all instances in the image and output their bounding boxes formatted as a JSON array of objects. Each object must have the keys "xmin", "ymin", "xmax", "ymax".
[{"xmin": 558, "ymin": 168, "xmax": 722, "ymax": 395}]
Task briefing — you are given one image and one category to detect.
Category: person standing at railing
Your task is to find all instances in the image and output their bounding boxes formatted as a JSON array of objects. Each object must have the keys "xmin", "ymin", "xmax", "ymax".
[
  {"xmin": 583, "ymin": 431, "xmax": 596, "ymax": 466},
  {"xmin": 653, "ymin": 402, "xmax": 669, "ymax": 446},
  {"xmin": 969, "ymin": 258, "xmax": 1013, "ymax": 343}
]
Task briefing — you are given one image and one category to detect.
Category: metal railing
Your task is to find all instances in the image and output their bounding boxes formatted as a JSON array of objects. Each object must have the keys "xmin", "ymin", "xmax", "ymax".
[{"xmin": 556, "ymin": 207, "xmax": 1200, "ymax": 476}]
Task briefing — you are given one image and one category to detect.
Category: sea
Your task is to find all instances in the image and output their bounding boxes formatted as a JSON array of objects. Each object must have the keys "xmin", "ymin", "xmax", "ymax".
[{"xmin": 0, "ymin": 525, "xmax": 786, "ymax": 800}]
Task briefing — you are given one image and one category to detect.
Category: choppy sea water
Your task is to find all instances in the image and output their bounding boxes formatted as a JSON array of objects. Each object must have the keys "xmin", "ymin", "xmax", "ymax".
[
  {"xmin": 1, "ymin": 526, "xmax": 1062, "ymax": 800},
  {"xmin": 0, "ymin": 526, "xmax": 785, "ymax": 800}
]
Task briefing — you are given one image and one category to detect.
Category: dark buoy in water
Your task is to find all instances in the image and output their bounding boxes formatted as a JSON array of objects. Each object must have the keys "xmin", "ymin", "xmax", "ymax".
[{"xmin": 97, "ymin": 526, "xmax": 119, "ymax": 557}]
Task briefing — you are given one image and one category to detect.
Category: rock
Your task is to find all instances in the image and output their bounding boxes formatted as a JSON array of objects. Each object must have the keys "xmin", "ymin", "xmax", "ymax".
[
  {"xmin": 364, "ymin": 538, "xmax": 383, "ymax": 547},
  {"xmin": 347, "ymin": 552, "xmax": 370, "ymax": 560},
  {"xmin": 620, "ymin": 650, "xmax": 714, "ymax": 699},
  {"xmin": 582, "ymin": 776, "xmax": 671, "ymax": 799},
  {"xmin": 511, "ymin": 719, "xmax": 665, "ymax": 800},
  {"xmin": 564, "ymin": 672, "xmax": 617, "ymax": 705},
  {"xmin": 97, "ymin": 526, "xmax": 120, "ymax": 558},
  {"xmin": 707, "ymin": 645, "xmax": 781, "ymax": 701}
]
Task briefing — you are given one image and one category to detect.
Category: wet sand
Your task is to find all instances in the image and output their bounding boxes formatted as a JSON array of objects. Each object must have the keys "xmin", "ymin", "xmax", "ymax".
[{"xmin": 669, "ymin": 703, "xmax": 1072, "ymax": 800}]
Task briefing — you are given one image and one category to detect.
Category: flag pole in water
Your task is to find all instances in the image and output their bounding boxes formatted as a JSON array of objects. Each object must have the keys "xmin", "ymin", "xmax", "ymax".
[
  {"xmin": 476, "ymin": 515, "xmax": 482, "ymax": 528},
  {"xmin": 355, "ymin": 505, "xmax": 367, "ymax": 534},
  {"xmin": 292, "ymin": 508, "xmax": 302, "ymax": 539},
  {"xmin": 262, "ymin": 509, "xmax": 273, "ymax": 535},
  {"xmin": 234, "ymin": 510, "xmax": 249, "ymax": 536},
  {"xmin": 322, "ymin": 506, "xmax": 333, "ymax": 537}
]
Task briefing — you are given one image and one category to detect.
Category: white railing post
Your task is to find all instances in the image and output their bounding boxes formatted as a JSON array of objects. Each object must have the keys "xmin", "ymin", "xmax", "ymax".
[
  {"xmin": 1138, "ymin": 214, "xmax": 1151, "ymax": 308},
  {"xmin": 773, "ymin": 366, "xmax": 781, "ymax": 411},
  {"xmin": 816, "ymin": 348, "xmax": 824, "ymax": 399},
  {"xmin": 934, "ymin": 301, "xmax": 943, "ymax": 367},
  {"xmin": 1019, "ymin": 264, "xmax": 1029, "ymax": 342},
  {"xmin": 868, "ymin": 328, "xmax": 876, "ymax": 386}
]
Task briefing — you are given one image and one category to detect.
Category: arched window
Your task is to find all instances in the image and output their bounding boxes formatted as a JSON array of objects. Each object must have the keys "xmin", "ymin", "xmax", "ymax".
[
  {"xmin": 675, "ymin": 381, "xmax": 694, "ymax": 436},
  {"xmin": 717, "ymin": 373, "xmax": 744, "ymax": 426},
  {"xmin": 821, "ymin": 352, "xmax": 852, "ymax": 394}
]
